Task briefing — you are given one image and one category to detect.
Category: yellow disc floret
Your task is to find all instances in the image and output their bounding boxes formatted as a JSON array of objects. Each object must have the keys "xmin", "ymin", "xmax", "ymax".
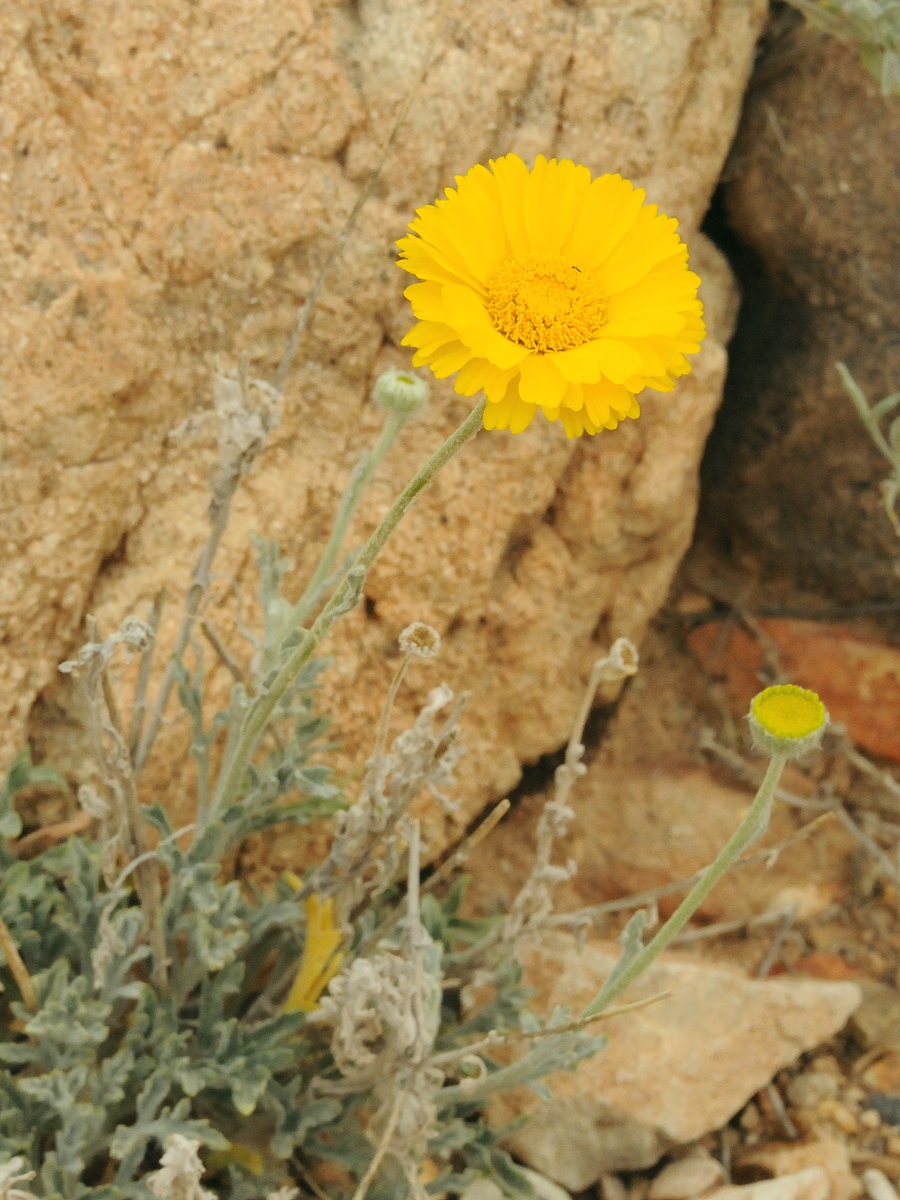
[
  {"xmin": 485, "ymin": 253, "xmax": 608, "ymax": 352},
  {"xmin": 749, "ymin": 685, "xmax": 828, "ymax": 758},
  {"xmin": 396, "ymin": 153, "xmax": 706, "ymax": 438}
]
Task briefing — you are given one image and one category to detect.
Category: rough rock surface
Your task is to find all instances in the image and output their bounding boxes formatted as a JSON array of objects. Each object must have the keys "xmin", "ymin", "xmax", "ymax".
[
  {"xmin": 689, "ymin": 618, "xmax": 900, "ymax": 763},
  {"xmin": 0, "ymin": 0, "xmax": 766, "ymax": 847},
  {"xmin": 466, "ymin": 762, "xmax": 855, "ymax": 927},
  {"xmin": 735, "ymin": 1140, "xmax": 859, "ymax": 1200},
  {"xmin": 699, "ymin": 11, "xmax": 900, "ymax": 605},
  {"xmin": 702, "ymin": 1170, "xmax": 832, "ymax": 1200},
  {"xmin": 490, "ymin": 934, "xmax": 861, "ymax": 1190}
]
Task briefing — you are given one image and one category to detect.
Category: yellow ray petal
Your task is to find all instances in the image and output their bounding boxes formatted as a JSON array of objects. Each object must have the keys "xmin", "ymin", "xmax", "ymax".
[
  {"xmin": 560, "ymin": 173, "xmax": 646, "ymax": 271},
  {"xmin": 523, "ymin": 156, "xmax": 591, "ymax": 255},
  {"xmin": 552, "ymin": 338, "xmax": 646, "ymax": 385},
  {"xmin": 397, "ymin": 232, "xmax": 484, "ymax": 292},
  {"xmin": 595, "ymin": 207, "xmax": 686, "ymax": 294},
  {"xmin": 490, "ymin": 153, "xmax": 531, "ymax": 254},
  {"xmin": 483, "ymin": 362, "xmax": 519, "ymax": 402},
  {"xmin": 454, "ymin": 356, "xmax": 492, "ymax": 396},
  {"xmin": 401, "ymin": 320, "xmax": 459, "ymax": 358},
  {"xmin": 562, "ymin": 381, "xmax": 584, "ymax": 411},
  {"xmin": 518, "ymin": 353, "xmax": 569, "ymax": 409},
  {"xmin": 284, "ymin": 892, "xmax": 343, "ymax": 1014},
  {"xmin": 427, "ymin": 341, "xmax": 474, "ymax": 378},
  {"xmin": 441, "ymin": 283, "xmax": 531, "ymax": 369}
]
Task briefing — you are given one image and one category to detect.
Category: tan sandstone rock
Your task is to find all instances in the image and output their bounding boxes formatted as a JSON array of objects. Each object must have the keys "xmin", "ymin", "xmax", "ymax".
[
  {"xmin": 466, "ymin": 764, "xmax": 856, "ymax": 927},
  {"xmin": 736, "ymin": 1139, "xmax": 860, "ymax": 1200},
  {"xmin": 698, "ymin": 14, "xmax": 900, "ymax": 606},
  {"xmin": 491, "ymin": 934, "xmax": 861, "ymax": 1191},
  {"xmin": 703, "ymin": 1170, "xmax": 832, "ymax": 1200},
  {"xmin": 0, "ymin": 0, "xmax": 767, "ymax": 856},
  {"xmin": 649, "ymin": 1150, "xmax": 725, "ymax": 1200}
]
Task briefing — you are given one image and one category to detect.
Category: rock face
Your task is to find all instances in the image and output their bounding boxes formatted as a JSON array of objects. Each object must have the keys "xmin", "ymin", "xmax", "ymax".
[
  {"xmin": 490, "ymin": 934, "xmax": 861, "ymax": 1191},
  {"xmin": 700, "ymin": 12, "xmax": 900, "ymax": 605},
  {"xmin": 0, "ymin": 0, "xmax": 766, "ymax": 847},
  {"xmin": 702, "ymin": 1171, "xmax": 832, "ymax": 1200},
  {"xmin": 466, "ymin": 762, "xmax": 855, "ymax": 927},
  {"xmin": 689, "ymin": 618, "xmax": 900, "ymax": 763}
]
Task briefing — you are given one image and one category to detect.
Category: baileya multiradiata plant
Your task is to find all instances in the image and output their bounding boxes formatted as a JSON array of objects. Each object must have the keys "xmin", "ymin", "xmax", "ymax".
[{"xmin": 0, "ymin": 145, "xmax": 825, "ymax": 1200}]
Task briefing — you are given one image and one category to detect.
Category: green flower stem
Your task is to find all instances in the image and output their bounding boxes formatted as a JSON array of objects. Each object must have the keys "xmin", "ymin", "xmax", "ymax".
[
  {"xmin": 210, "ymin": 399, "xmax": 486, "ymax": 818},
  {"xmin": 290, "ymin": 407, "xmax": 409, "ymax": 627},
  {"xmin": 581, "ymin": 750, "xmax": 789, "ymax": 1019}
]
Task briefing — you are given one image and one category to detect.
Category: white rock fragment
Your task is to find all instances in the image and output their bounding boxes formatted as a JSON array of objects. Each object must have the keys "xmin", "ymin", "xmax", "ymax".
[
  {"xmin": 786, "ymin": 1073, "xmax": 841, "ymax": 1108},
  {"xmin": 460, "ymin": 1181, "xmax": 504, "ymax": 1200},
  {"xmin": 519, "ymin": 1167, "xmax": 573, "ymax": 1200},
  {"xmin": 601, "ymin": 1175, "xmax": 630, "ymax": 1200},
  {"xmin": 650, "ymin": 1151, "xmax": 725, "ymax": 1200},
  {"xmin": 863, "ymin": 1171, "xmax": 900, "ymax": 1200},
  {"xmin": 460, "ymin": 1168, "xmax": 572, "ymax": 1200},
  {"xmin": 705, "ymin": 1168, "xmax": 831, "ymax": 1200},
  {"xmin": 491, "ymin": 935, "xmax": 861, "ymax": 1190}
]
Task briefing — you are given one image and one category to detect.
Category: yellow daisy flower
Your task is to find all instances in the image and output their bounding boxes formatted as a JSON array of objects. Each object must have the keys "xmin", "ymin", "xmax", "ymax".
[{"xmin": 397, "ymin": 153, "xmax": 706, "ymax": 437}]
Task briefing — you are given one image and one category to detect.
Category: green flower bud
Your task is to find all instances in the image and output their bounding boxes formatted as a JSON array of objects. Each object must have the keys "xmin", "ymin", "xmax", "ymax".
[{"xmin": 372, "ymin": 367, "xmax": 429, "ymax": 417}]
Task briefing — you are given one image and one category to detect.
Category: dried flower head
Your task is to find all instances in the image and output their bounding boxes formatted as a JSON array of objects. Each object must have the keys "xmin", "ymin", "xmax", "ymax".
[
  {"xmin": 399, "ymin": 622, "xmax": 441, "ymax": 660},
  {"xmin": 0, "ymin": 1158, "xmax": 38, "ymax": 1200},
  {"xmin": 599, "ymin": 636, "xmax": 640, "ymax": 681},
  {"xmin": 749, "ymin": 684, "xmax": 829, "ymax": 758},
  {"xmin": 398, "ymin": 153, "xmax": 705, "ymax": 437},
  {"xmin": 146, "ymin": 1135, "xmax": 214, "ymax": 1200},
  {"xmin": 373, "ymin": 366, "xmax": 430, "ymax": 417}
]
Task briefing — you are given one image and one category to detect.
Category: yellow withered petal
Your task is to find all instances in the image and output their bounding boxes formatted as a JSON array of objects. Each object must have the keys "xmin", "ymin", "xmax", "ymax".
[{"xmin": 283, "ymin": 891, "xmax": 343, "ymax": 1015}]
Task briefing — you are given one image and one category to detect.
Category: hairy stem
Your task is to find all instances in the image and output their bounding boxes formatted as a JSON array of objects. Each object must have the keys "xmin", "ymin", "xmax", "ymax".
[
  {"xmin": 291, "ymin": 408, "xmax": 408, "ymax": 627},
  {"xmin": 135, "ymin": 462, "xmax": 242, "ymax": 774},
  {"xmin": 581, "ymin": 751, "xmax": 788, "ymax": 1018},
  {"xmin": 209, "ymin": 400, "xmax": 486, "ymax": 819},
  {"xmin": 0, "ymin": 914, "xmax": 37, "ymax": 1013}
]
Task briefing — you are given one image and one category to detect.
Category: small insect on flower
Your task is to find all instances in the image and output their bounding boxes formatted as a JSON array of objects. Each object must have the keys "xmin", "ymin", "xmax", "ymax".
[
  {"xmin": 397, "ymin": 153, "xmax": 706, "ymax": 437},
  {"xmin": 749, "ymin": 684, "xmax": 829, "ymax": 759}
]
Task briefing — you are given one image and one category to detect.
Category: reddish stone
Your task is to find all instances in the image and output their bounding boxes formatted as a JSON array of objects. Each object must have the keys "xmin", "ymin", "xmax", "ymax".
[
  {"xmin": 688, "ymin": 619, "xmax": 900, "ymax": 763},
  {"xmin": 791, "ymin": 953, "xmax": 867, "ymax": 982}
]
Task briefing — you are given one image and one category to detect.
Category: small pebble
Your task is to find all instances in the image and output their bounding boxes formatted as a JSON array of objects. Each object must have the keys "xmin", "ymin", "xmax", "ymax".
[
  {"xmin": 601, "ymin": 1176, "xmax": 629, "ymax": 1200},
  {"xmin": 741, "ymin": 1103, "xmax": 762, "ymax": 1131},
  {"xmin": 887, "ymin": 1134, "xmax": 900, "ymax": 1156},
  {"xmin": 518, "ymin": 1169, "xmax": 571, "ymax": 1200},
  {"xmin": 817, "ymin": 1096, "xmax": 859, "ymax": 1134},
  {"xmin": 863, "ymin": 1169, "xmax": 900, "ymax": 1200},
  {"xmin": 861, "ymin": 1109, "xmax": 883, "ymax": 1129},
  {"xmin": 787, "ymin": 1072, "xmax": 841, "ymax": 1108},
  {"xmin": 868, "ymin": 1095, "xmax": 900, "ymax": 1128},
  {"xmin": 649, "ymin": 1153, "xmax": 724, "ymax": 1200}
]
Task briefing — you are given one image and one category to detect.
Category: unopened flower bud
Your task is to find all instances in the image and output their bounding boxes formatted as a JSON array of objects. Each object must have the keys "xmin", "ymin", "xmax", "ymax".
[
  {"xmin": 372, "ymin": 367, "xmax": 429, "ymax": 417},
  {"xmin": 399, "ymin": 622, "xmax": 441, "ymax": 660},
  {"xmin": 748, "ymin": 684, "xmax": 828, "ymax": 759}
]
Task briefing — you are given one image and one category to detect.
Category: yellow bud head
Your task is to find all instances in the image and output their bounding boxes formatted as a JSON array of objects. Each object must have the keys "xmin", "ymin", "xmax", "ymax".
[{"xmin": 749, "ymin": 684, "xmax": 828, "ymax": 758}]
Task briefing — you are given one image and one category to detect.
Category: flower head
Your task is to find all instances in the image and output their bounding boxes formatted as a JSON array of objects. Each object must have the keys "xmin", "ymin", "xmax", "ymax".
[
  {"xmin": 0, "ymin": 1158, "xmax": 38, "ymax": 1200},
  {"xmin": 399, "ymin": 622, "xmax": 441, "ymax": 660},
  {"xmin": 749, "ymin": 684, "xmax": 829, "ymax": 758},
  {"xmin": 146, "ymin": 1136, "xmax": 214, "ymax": 1200},
  {"xmin": 398, "ymin": 154, "xmax": 705, "ymax": 437}
]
